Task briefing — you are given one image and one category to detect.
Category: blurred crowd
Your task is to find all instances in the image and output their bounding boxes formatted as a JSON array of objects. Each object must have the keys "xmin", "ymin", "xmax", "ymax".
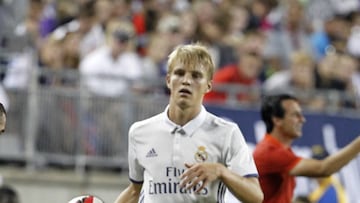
[{"xmin": 1, "ymin": 0, "xmax": 360, "ymax": 111}]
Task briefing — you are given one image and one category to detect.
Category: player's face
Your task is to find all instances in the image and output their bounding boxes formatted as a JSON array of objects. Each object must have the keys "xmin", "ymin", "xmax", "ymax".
[
  {"xmin": 167, "ymin": 63, "xmax": 211, "ymax": 109},
  {"xmin": 278, "ymin": 99, "xmax": 306, "ymax": 139},
  {"xmin": 0, "ymin": 114, "xmax": 6, "ymax": 134}
]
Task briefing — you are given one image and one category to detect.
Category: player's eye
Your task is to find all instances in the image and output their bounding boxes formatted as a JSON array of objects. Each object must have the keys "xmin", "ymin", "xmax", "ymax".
[
  {"xmin": 174, "ymin": 69, "xmax": 185, "ymax": 76},
  {"xmin": 192, "ymin": 72, "xmax": 202, "ymax": 79}
]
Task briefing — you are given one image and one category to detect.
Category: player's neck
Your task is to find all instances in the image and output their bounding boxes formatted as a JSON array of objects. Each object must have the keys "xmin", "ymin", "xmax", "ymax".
[
  {"xmin": 271, "ymin": 130, "xmax": 294, "ymax": 147},
  {"xmin": 168, "ymin": 105, "xmax": 201, "ymax": 126}
]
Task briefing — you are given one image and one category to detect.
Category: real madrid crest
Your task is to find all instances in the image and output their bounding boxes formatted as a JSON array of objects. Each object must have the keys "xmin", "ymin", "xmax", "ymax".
[{"xmin": 194, "ymin": 146, "xmax": 208, "ymax": 162}]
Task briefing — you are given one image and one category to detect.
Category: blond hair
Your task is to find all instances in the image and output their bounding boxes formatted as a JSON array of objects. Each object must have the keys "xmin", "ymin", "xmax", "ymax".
[{"xmin": 167, "ymin": 43, "xmax": 215, "ymax": 80}]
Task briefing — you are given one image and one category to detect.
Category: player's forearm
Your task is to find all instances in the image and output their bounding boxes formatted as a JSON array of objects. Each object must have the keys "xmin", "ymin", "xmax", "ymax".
[
  {"xmin": 323, "ymin": 136, "xmax": 360, "ymax": 175},
  {"xmin": 114, "ymin": 185, "xmax": 140, "ymax": 203},
  {"xmin": 220, "ymin": 167, "xmax": 263, "ymax": 203}
]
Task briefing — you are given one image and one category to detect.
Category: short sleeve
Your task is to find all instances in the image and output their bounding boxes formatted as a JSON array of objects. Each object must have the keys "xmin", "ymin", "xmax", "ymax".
[
  {"xmin": 272, "ymin": 148, "xmax": 301, "ymax": 173},
  {"xmin": 128, "ymin": 125, "xmax": 144, "ymax": 183},
  {"xmin": 225, "ymin": 125, "xmax": 258, "ymax": 177},
  {"xmin": 255, "ymin": 139, "xmax": 302, "ymax": 174}
]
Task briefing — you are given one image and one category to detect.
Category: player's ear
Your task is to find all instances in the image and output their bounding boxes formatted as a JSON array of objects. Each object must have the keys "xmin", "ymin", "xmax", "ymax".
[
  {"xmin": 272, "ymin": 117, "xmax": 281, "ymax": 126},
  {"xmin": 166, "ymin": 74, "xmax": 171, "ymax": 89},
  {"xmin": 205, "ymin": 81, "xmax": 212, "ymax": 93}
]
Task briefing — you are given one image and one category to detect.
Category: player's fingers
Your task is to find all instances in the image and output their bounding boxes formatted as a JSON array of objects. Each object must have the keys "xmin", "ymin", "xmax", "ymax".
[
  {"xmin": 184, "ymin": 163, "xmax": 193, "ymax": 168},
  {"xmin": 190, "ymin": 174, "xmax": 207, "ymax": 191},
  {"xmin": 195, "ymin": 178, "xmax": 208, "ymax": 194},
  {"xmin": 180, "ymin": 164, "xmax": 198, "ymax": 180},
  {"xmin": 179, "ymin": 177, "xmax": 188, "ymax": 188},
  {"xmin": 180, "ymin": 170, "xmax": 199, "ymax": 188},
  {"xmin": 186, "ymin": 176, "xmax": 201, "ymax": 190},
  {"xmin": 188, "ymin": 172, "xmax": 209, "ymax": 191}
]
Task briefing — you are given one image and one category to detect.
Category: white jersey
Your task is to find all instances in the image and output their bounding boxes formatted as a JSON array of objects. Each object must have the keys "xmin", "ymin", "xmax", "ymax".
[{"xmin": 128, "ymin": 106, "xmax": 258, "ymax": 203}]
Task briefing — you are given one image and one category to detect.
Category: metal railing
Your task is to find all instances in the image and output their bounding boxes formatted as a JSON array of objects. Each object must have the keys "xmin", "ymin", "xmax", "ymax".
[
  {"xmin": 3, "ymin": 82, "xmax": 169, "ymax": 172},
  {"xmin": 1, "ymin": 51, "xmax": 359, "ymax": 175}
]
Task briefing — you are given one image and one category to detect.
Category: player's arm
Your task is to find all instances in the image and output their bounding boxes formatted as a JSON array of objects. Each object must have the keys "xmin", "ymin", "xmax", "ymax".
[
  {"xmin": 290, "ymin": 136, "xmax": 360, "ymax": 177},
  {"xmin": 219, "ymin": 165, "xmax": 263, "ymax": 203},
  {"xmin": 181, "ymin": 162, "xmax": 263, "ymax": 203},
  {"xmin": 114, "ymin": 182, "xmax": 142, "ymax": 203}
]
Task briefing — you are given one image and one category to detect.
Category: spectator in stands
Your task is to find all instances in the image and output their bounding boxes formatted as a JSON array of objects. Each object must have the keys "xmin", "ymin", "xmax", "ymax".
[
  {"xmin": 333, "ymin": 53, "xmax": 359, "ymax": 108},
  {"xmin": 0, "ymin": 0, "xmax": 28, "ymax": 52},
  {"xmin": 308, "ymin": 145, "xmax": 349, "ymax": 203},
  {"xmin": 79, "ymin": 19, "xmax": 143, "ymax": 97},
  {"xmin": 38, "ymin": 0, "xmax": 57, "ymax": 38},
  {"xmin": 193, "ymin": 0, "xmax": 237, "ymax": 69},
  {"xmin": 347, "ymin": 12, "xmax": 360, "ymax": 108},
  {"xmin": 40, "ymin": 31, "xmax": 81, "ymax": 69},
  {"xmin": 310, "ymin": 15, "xmax": 351, "ymax": 62},
  {"xmin": 39, "ymin": 35, "xmax": 66, "ymax": 69},
  {"xmin": 204, "ymin": 31, "xmax": 265, "ymax": 104},
  {"xmin": 316, "ymin": 53, "xmax": 358, "ymax": 91},
  {"xmin": 112, "ymin": 0, "xmax": 133, "ymax": 21},
  {"xmin": 141, "ymin": 33, "xmax": 170, "ymax": 86},
  {"xmin": 51, "ymin": 1, "xmax": 105, "ymax": 59},
  {"xmin": 0, "ymin": 185, "xmax": 19, "ymax": 203},
  {"xmin": 13, "ymin": 0, "xmax": 45, "ymax": 49},
  {"xmin": 94, "ymin": 0, "xmax": 114, "ymax": 32},
  {"xmin": 179, "ymin": 9, "xmax": 198, "ymax": 45},
  {"xmin": 246, "ymin": 0, "xmax": 278, "ymax": 32},
  {"xmin": 253, "ymin": 94, "xmax": 360, "ymax": 203},
  {"xmin": 315, "ymin": 52, "xmax": 359, "ymax": 109},
  {"xmin": 192, "ymin": 0, "xmax": 217, "ymax": 26},
  {"xmin": 79, "ymin": 19, "xmax": 144, "ymax": 156},
  {"xmin": 156, "ymin": 13, "xmax": 187, "ymax": 58},
  {"xmin": 223, "ymin": 4, "xmax": 250, "ymax": 46},
  {"xmin": 0, "ymin": 0, "xmax": 17, "ymax": 43},
  {"xmin": 324, "ymin": 16, "xmax": 351, "ymax": 55},
  {"xmin": 263, "ymin": 51, "xmax": 326, "ymax": 110},
  {"xmin": 2, "ymin": 0, "xmax": 45, "ymax": 89},
  {"xmin": 263, "ymin": 0, "xmax": 314, "ymax": 71},
  {"xmin": 347, "ymin": 12, "xmax": 360, "ymax": 57},
  {"xmin": 315, "ymin": 51, "xmax": 339, "ymax": 89},
  {"xmin": 38, "ymin": 30, "xmax": 81, "ymax": 86}
]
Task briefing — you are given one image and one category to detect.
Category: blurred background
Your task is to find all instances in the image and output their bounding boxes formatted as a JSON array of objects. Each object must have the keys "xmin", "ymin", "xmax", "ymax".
[{"xmin": 0, "ymin": 0, "xmax": 360, "ymax": 202}]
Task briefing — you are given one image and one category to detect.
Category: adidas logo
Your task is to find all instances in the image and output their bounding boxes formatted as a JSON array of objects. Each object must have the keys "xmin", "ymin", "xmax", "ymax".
[{"xmin": 146, "ymin": 148, "xmax": 158, "ymax": 157}]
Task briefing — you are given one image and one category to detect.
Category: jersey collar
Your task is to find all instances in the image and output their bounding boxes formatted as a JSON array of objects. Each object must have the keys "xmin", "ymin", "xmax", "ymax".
[
  {"xmin": 265, "ymin": 134, "xmax": 292, "ymax": 149},
  {"xmin": 164, "ymin": 105, "xmax": 207, "ymax": 137}
]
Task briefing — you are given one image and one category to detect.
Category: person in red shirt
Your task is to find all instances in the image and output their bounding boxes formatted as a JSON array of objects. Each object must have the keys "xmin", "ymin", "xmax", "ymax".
[
  {"xmin": 204, "ymin": 50, "xmax": 263, "ymax": 103},
  {"xmin": 204, "ymin": 30, "xmax": 265, "ymax": 104},
  {"xmin": 253, "ymin": 94, "xmax": 360, "ymax": 203}
]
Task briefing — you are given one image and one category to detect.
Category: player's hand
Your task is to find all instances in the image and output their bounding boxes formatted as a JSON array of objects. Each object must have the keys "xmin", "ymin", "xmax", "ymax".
[{"xmin": 180, "ymin": 162, "xmax": 224, "ymax": 193}]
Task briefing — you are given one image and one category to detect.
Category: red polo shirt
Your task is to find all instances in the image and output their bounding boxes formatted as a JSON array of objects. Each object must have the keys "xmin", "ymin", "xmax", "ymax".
[
  {"xmin": 204, "ymin": 64, "xmax": 258, "ymax": 102},
  {"xmin": 253, "ymin": 134, "xmax": 302, "ymax": 203}
]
